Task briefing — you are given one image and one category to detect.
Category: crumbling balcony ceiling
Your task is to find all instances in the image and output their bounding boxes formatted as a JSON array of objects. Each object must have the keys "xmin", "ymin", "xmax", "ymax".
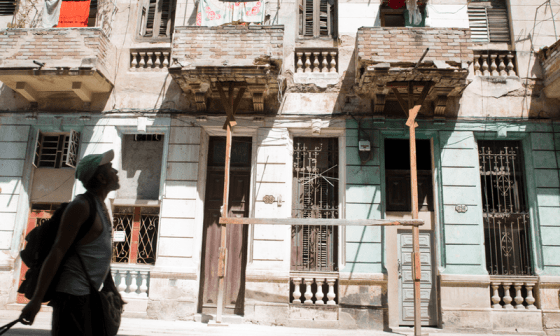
[
  {"xmin": 169, "ymin": 25, "xmax": 284, "ymax": 113},
  {"xmin": 539, "ymin": 39, "xmax": 560, "ymax": 99},
  {"xmin": 0, "ymin": 28, "xmax": 115, "ymax": 103}
]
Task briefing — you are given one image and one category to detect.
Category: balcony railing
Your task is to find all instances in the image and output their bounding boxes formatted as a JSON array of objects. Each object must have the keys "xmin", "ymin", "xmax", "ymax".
[
  {"xmin": 473, "ymin": 50, "xmax": 517, "ymax": 77},
  {"xmin": 111, "ymin": 266, "xmax": 150, "ymax": 298},
  {"xmin": 489, "ymin": 276, "xmax": 538, "ymax": 310},
  {"xmin": 295, "ymin": 49, "xmax": 338, "ymax": 73},
  {"xmin": 130, "ymin": 49, "xmax": 171, "ymax": 70},
  {"xmin": 290, "ymin": 273, "xmax": 338, "ymax": 305}
]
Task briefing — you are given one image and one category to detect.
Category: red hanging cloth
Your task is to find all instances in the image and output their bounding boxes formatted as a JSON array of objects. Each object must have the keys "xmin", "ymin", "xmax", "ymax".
[{"xmin": 57, "ymin": 0, "xmax": 91, "ymax": 27}]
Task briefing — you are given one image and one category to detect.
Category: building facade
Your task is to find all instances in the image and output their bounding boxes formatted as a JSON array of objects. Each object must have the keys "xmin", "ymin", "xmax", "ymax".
[{"xmin": 1, "ymin": 0, "xmax": 560, "ymax": 333}]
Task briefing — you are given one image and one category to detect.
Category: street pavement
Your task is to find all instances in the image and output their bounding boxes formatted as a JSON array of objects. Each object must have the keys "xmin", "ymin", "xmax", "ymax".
[{"xmin": 0, "ymin": 309, "xmax": 540, "ymax": 336}]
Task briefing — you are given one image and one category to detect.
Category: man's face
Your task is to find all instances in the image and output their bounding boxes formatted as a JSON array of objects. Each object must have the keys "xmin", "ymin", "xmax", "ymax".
[{"xmin": 99, "ymin": 163, "xmax": 120, "ymax": 191}]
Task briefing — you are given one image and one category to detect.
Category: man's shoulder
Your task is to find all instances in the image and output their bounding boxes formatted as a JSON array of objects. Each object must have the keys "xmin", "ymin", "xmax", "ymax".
[{"xmin": 66, "ymin": 194, "xmax": 92, "ymax": 215}]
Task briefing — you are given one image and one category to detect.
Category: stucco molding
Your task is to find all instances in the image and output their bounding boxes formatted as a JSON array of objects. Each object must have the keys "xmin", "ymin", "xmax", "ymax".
[
  {"xmin": 439, "ymin": 274, "xmax": 490, "ymax": 287},
  {"xmin": 538, "ymin": 276, "xmax": 560, "ymax": 288}
]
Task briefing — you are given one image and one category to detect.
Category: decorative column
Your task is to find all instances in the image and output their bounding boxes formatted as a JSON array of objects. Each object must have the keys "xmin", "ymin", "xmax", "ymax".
[
  {"xmin": 315, "ymin": 278, "xmax": 325, "ymax": 305},
  {"xmin": 129, "ymin": 271, "xmax": 139, "ymax": 295},
  {"xmin": 326, "ymin": 279, "xmax": 336, "ymax": 305},
  {"xmin": 490, "ymin": 54, "xmax": 498, "ymax": 76},
  {"xmin": 491, "ymin": 282, "xmax": 502, "ymax": 309},
  {"xmin": 139, "ymin": 271, "xmax": 149, "ymax": 298},
  {"xmin": 292, "ymin": 277, "xmax": 302, "ymax": 304},
  {"xmin": 502, "ymin": 283, "xmax": 514, "ymax": 309},
  {"xmin": 525, "ymin": 283, "xmax": 537, "ymax": 310},
  {"xmin": 513, "ymin": 282, "xmax": 524, "ymax": 309},
  {"xmin": 117, "ymin": 270, "xmax": 127, "ymax": 294},
  {"xmin": 304, "ymin": 52, "xmax": 312, "ymax": 73},
  {"xmin": 312, "ymin": 52, "xmax": 320, "ymax": 73},
  {"xmin": 321, "ymin": 52, "xmax": 329, "ymax": 73},
  {"xmin": 304, "ymin": 279, "xmax": 314, "ymax": 304},
  {"xmin": 296, "ymin": 52, "xmax": 304, "ymax": 73},
  {"xmin": 474, "ymin": 54, "xmax": 481, "ymax": 76},
  {"xmin": 329, "ymin": 52, "xmax": 337, "ymax": 73}
]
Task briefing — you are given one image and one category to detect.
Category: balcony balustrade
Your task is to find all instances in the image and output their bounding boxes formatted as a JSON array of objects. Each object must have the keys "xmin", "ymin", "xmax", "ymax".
[
  {"xmin": 130, "ymin": 49, "xmax": 171, "ymax": 70},
  {"xmin": 473, "ymin": 50, "xmax": 517, "ymax": 77},
  {"xmin": 290, "ymin": 274, "xmax": 338, "ymax": 305},
  {"xmin": 490, "ymin": 276, "xmax": 538, "ymax": 310},
  {"xmin": 112, "ymin": 266, "xmax": 150, "ymax": 298}
]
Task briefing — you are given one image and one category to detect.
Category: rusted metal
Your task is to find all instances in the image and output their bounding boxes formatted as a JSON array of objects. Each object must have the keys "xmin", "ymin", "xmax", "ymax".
[{"xmin": 219, "ymin": 217, "xmax": 424, "ymax": 226}]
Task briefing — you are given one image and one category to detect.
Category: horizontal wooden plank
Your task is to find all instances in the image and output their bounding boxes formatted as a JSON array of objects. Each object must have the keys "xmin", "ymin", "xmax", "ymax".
[{"xmin": 219, "ymin": 217, "xmax": 424, "ymax": 226}]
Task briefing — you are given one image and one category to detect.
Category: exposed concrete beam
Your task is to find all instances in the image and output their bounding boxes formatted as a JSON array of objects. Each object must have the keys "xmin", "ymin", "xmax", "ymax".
[
  {"xmin": 72, "ymin": 82, "xmax": 92, "ymax": 102},
  {"xmin": 15, "ymin": 82, "xmax": 38, "ymax": 102}
]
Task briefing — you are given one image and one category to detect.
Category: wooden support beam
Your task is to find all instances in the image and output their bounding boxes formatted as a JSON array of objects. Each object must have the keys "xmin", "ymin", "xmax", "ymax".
[
  {"xmin": 72, "ymin": 82, "xmax": 93, "ymax": 103},
  {"xmin": 391, "ymin": 88, "xmax": 408, "ymax": 118},
  {"xmin": 219, "ymin": 217, "xmax": 424, "ymax": 226},
  {"xmin": 215, "ymin": 81, "xmax": 237, "ymax": 128},
  {"xmin": 15, "ymin": 82, "xmax": 38, "ymax": 102}
]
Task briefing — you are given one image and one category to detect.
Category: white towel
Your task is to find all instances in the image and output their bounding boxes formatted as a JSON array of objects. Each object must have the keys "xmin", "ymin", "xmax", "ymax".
[{"xmin": 41, "ymin": 0, "xmax": 62, "ymax": 28}]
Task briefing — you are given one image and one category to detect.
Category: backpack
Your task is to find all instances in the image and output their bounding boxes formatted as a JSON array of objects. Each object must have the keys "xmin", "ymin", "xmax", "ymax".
[{"xmin": 18, "ymin": 193, "xmax": 97, "ymax": 302}]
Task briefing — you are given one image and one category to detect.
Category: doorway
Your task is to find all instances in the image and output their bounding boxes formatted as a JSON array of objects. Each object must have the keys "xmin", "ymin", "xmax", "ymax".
[{"xmin": 198, "ymin": 136, "xmax": 252, "ymax": 316}]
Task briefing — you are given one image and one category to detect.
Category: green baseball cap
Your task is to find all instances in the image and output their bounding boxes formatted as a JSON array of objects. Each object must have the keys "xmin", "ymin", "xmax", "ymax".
[{"xmin": 75, "ymin": 150, "xmax": 114, "ymax": 185}]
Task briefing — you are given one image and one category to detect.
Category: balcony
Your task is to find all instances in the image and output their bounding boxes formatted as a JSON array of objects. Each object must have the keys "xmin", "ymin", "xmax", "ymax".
[
  {"xmin": 168, "ymin": 25, "xmax": 284, "ymax": 113},
  {"xmin": 0, "ymin": 28, "xmax": 115, "ymax": 105},
  {"xmin": 539, "ymin": 39, "xmax": 560, "ymax": 99},
  {"xmin": 355, "ymin": 27, "xmax": 474, "ymax": 118}
]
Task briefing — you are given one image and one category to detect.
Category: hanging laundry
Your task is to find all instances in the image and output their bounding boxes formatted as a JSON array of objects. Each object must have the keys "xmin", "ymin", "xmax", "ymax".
[
  {"xmin": 196, "ymin": 0, "xmax": 266, "ymax": 26},
  {"xmin": 406, "ymin": 0, "xmax": 422, "ymax": 25},
  {"xmin": 42, "ymin": 0, "xmax": 62, "ymax": 28},
  {"xmin": 57, "ymin": 0, "xmax": 91, "ymax": 27},
  {"xmin": 388, "ymin": 0, "xmax": 405, "ymax": 9}
]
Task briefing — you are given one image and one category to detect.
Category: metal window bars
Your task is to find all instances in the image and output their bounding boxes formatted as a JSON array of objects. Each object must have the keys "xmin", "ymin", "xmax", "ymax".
[
  {"xmin": 478, "ymin": 141, "xmax": 532, "ymax": 276},
  {"xmin": 112, "ymin": 206, "xmax": 159, "ymax": 265},
  {"xmin": 291, "ymin": 138, "xmax": 338, "ymax": 272}
]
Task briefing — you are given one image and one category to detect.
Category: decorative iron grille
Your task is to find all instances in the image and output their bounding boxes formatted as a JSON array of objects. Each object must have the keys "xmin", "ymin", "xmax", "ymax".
[
  {"xmin": 138, "ymin": 207, "xmax": 159, "ymax": 264},
  {"xmin": 479, "ymin": 141, "xmax": 532, "ymax": 275},
  {"xmin": 291, "ymin": 138, "xmax": 338, "ymax": 272},
  {"xmin": 112, "ymin": 206, "xmax": 159, "ymax": 265}
]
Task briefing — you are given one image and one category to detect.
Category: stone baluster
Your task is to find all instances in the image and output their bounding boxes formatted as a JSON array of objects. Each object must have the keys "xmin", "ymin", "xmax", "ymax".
[
  {"xmin": 315, "ymin": 278, "xmax": 325, "ymax": 305},
  {"xmin": 139, "ymin": 52, "xmax": 146, "ymax": 68},
  {"xmin": 117, "ymin": 270, "xmax": 127, "ymax": 294},
  {"xmin": 129, "ymin": 271, "xmax": 139, "ymax": 295},
  {"xmin": 326, "ymin": 279, "xmax": 336, "ymax": 305},
  {"xmin": 154, "ymin": 52, "xmax": 162, "ymax": 68},
  {"xmin": 490, "ymin": 54, "xmax": 499, "ymax": 76},
  {"xmin": 139, "ymin": 271, "xmax": 149, "ymax": 298},
  {"xmin": 321, "ymin": 52, "xmax": 329, "ymax": 73},
  {"xmin": 162, "ymin": 52, "xmax": 169, "ymax": 68},
  {"xmin": 491, "ymin": 282, "xmax": 502, "ymax": 309},
  {"xmin": 131, "ymin": 52, "xmax": 138, "ymax": 68},
  {"xmin": 506, "ymin": 54, "xmax": 515, "ymax": 76},
  {"xmin": 481, "ymin": 56, "xmax": 490, "ymax": 76},
  {"xmin": 525, "ymin": 283, "xmax": 537, "ymax": 310},
  {"xmin": 498, "ymin": 54, "xmax": 507, "ymax": 76},
  {"xmin": 312, "ymin": 52, "xmax": 320, "ymax": 73},
  {"xmin": 292, "ymin": 277, "xmax": 302, "ymax": 303},
  {"xmin": 304, "ymin": 52, "xmax": 312, "ymax": 73},
  {"xmin": 296, "ymin": 52, "xmax": 303, "ymax": 73},
  {"xmin": 502, "ymin": 283, "xmax": 514, "ymax": 309},
  {"xmin": 514, "ymin": 282, "xmax": 525, "ymax": 309},
  {"xmin": 329, "ymin": 52, "xmax": 337, "ymax": 73},
  {"xmin": 304, "ymin": 279, "xmax": 314, "ymax": 304},
  {"xmin": 474, "ymin": 54, "xmax": 481, "ymax": 76}
]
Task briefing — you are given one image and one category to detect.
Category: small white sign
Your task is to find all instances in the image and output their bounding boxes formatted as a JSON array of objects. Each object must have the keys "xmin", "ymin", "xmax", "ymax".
[
  {"xmin": 113, "ymin": 231, "xmax": 126, "ymax": 242},
  {"xmin": 359, "ymin": 140, "xmax": 371, "ymax": 152}
]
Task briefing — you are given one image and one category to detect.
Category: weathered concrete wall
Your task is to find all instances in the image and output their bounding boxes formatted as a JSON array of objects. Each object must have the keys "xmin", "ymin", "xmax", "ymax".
[
  {"xmin": 117, "ymin": 134, "xmax": 163, "ymax": 200},
  {"xmin": 30, "ymin": 168, "xmax": 75, "ymax": 203}
]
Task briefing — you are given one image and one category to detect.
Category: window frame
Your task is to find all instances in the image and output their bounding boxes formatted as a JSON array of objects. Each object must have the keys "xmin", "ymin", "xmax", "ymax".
[
  {"xmin": 32, "ymin": 130, "xmax": 80, "ymax": 169},
  {"xmin": 379, "ymin": 3, "xmax": 426, "ymax": 27},
  {"xmin": 0, "ymin": 0, "xmax": 16, "ymax": 16},
  {"xmin": 468, "ymin": 0, "xmax": 511, "ymax": 44},
  {"xmin": 136, "ymin": 0, "xmax": 177, "ymax": 42},
  {"xmin": 298, "ymin": 0, "xmax": 337, "ymax": 39}
]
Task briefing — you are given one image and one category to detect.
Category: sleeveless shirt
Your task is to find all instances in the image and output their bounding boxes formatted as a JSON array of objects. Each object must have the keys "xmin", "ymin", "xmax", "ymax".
[{"xmin": 56, "ymin": 195, "xmax": 112, "ymax": 296}]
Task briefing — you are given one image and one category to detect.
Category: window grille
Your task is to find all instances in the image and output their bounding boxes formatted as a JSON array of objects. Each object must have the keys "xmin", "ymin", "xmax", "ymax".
[
  {"xmin": 291, "ymin": 138, "xmax": 338, "ymax": 272},
  {"xmin": 33, "ymin": 130, "xmax": 80, "ymax": 169},
  {"xmin": 112, "ymin": 206, "xmax": 159, "ymax": 265},
  {"xmin": 468, "ymin": 0, "xmax": 510, "ymax": 43},
  {"xmin": 134, "ymin": 134, "xmax": 162, "ymax": 141},
  {"xmin": 478, "ymin": 140, "xmax": 532, "ymax": 276},
  {"xmin": 0, "ymin": 0, "xmax": 16, "ymax": 15},
  {"xmin": 138, "ymin": 0, "xmax": 176, "ymax": 40},
  {"xmin": 299, "ymin": 0, "xmax": 336, "ymax": 38}
]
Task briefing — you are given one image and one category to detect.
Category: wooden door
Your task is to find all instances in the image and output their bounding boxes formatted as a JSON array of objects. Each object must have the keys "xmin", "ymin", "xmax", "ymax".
[
  {"xmin": 17, "ymin": 204, "xmax": 59, "ymax": 303},
  {"xmin": 398, "ymin": 231, "xmax": 437, "ymax": 326},
  {"xmin": 199, "ymin": 137, "xmax": 251, "ymax": 316}
]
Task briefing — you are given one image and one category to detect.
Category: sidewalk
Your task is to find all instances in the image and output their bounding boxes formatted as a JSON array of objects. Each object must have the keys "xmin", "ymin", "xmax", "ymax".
[{"xmin": 0, "ymin": 309, "xmax": 540, "ymax": 336}]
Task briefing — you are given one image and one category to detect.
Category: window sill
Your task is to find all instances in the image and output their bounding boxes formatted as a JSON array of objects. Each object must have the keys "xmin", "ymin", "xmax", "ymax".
[{"xmin": 113, "ymin": 199, "xmax": 160, "ymax": 206}]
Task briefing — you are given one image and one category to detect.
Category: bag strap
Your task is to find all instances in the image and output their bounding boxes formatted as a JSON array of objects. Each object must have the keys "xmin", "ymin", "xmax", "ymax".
[{"xmin": 0, "ymin": 319, "xmax": 21, "ymax": 335}]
